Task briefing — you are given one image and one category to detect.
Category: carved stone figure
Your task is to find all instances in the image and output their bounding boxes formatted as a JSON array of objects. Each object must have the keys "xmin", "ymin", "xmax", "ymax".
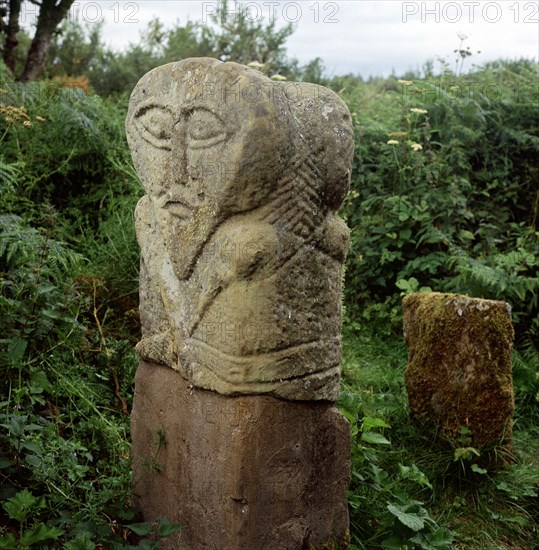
[
  {"xmin": 129, "ymin": 59, "xmax": 354, "ymax": 547},
  {"xmin": 126, "ymin": 58, "xmax": 354, "ymax": 400}
]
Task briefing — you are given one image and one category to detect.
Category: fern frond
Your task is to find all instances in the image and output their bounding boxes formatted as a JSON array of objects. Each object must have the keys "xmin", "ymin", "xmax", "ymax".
[
  {"xmin": 0, "ymin": 157, "xmax": 21, "ymax": 193},
  {"xmin": 0, "ymin": 214, "xmax": 84, "ymax": 277}
]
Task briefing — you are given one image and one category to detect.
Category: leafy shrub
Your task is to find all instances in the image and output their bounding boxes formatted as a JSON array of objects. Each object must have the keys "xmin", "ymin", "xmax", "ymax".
[
  {"xmin": 0, "ymin": 211, "xmax": 85, "ymax": 368},
  {"xmin": 0, "ymin": 190, "xmax": 136, "ymax": 544},
  {"xmin": 0, "ymin": 64, "xmax": 154, "ymax": 548},
  {"xmin": 342, "ymin": 60, "xmax": 539, "ymax": 343},
  {"xmin": 1, "ymin": 79, "xmax": 134, "ymax": 228}
]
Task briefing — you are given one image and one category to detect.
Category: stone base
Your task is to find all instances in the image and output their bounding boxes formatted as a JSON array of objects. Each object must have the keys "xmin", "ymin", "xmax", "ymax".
[
  {"xmin": 403, "ymin": 292, "xmax": 514, "ymax": 456},
  {"xmin": 131, "ymin": 361, "xmax": 351, "ymax": 549}
]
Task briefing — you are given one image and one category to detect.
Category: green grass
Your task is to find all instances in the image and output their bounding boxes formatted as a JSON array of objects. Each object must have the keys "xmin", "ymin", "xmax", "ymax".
[{"xmin": 340, "ymin": 328, "xmax": 539, "ymax": 550}]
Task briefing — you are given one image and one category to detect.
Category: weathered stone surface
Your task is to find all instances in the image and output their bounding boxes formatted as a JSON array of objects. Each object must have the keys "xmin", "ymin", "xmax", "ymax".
[
  {"xmin": 131, "ymin": 361, "xmax": 351, "ymax": 550},
  {"xmin": 128, "ymin": 59, "xmax": 353, "ymax": 547},
  {"xmin": 403, "ymin": 292, "xmax": 515, "ymax": 451},
  {"xmin": 126, "ymin": 57, "xmax": 354, "ymax": 400}
]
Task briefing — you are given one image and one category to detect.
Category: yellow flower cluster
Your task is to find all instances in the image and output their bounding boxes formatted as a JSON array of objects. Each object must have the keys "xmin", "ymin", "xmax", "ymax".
[
  {"xmin": 410, "ymin": 108, "xmax": 428, "ymax": 115},
  {"xmin": 0, "ymin": 104, "xmax": 32, "ymax": 127},
  {"xmin": 0, "ymin": 103, "xmax": 46, "ymax": 128}
]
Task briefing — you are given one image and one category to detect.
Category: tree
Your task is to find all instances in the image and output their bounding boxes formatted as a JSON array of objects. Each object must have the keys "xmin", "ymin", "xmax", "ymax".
[
  {"xmin": 300, "ymin": 57, "xmax": 327, "ymax": 84},
  {"xmin": 1, "ymin": 0, "xmax": 22, "ymax": 73},
  {"xmin": 207, "ymin": 0, "xmax": 297, "ymax": 75},
  {"xmin": 6, "ymin": 0, "xmax": 306, "ymax": 93},
  {"xmin": 163, "ymin": 19, "xmax": 217, "ymax": 62},
  {"xmin": 21, "ymin": 0, "xmax": 76, "ymax": 81},
  {"xmin": 83, "ymin": 1, "xmax": 302, "ymax": 96},
  {"xmin": 86, "ymin": 18, "xmax": 174, "ymax": 97},
  {"xmin": 47, "ymin": 18, "xmax": 104, "ymax": 77},
  {"xmin": 0, "ymin": 0, "xmax": 76, "ymax": 81}
]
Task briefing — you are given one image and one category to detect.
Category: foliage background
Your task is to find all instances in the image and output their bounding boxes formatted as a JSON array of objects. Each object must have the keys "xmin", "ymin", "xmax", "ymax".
[{"xmin": 0, "ymin": 9, "xmax": 538, "ymax": 548}]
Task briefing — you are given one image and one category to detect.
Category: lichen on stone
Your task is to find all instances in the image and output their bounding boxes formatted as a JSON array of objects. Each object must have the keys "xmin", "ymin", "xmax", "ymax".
[{"xmin": 403, "ymin": 292, "xmax": 515, "ymax": 456}]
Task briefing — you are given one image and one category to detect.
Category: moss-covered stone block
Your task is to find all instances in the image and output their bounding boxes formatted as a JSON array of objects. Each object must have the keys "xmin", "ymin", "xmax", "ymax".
[{"xmin": 403, "ymin": 292, "xmax": 514, "ymax": 455}]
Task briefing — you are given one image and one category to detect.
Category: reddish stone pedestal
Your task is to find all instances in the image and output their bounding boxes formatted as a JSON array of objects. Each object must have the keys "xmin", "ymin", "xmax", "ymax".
[{"xmin": 131, "ymin": 361, "xmax": 351, "ymax": 549}]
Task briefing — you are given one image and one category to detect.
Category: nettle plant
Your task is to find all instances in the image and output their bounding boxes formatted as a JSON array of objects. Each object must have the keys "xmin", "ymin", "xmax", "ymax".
[
  {"xmin": 0, "ymin": 209, "xmax": 84, "ymax": 368},
  {"xmin": 343, "ymin": 84, "xmax": 464, "ymax": 328}
]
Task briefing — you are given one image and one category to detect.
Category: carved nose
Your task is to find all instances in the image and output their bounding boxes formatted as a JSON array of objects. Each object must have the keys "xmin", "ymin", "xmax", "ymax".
[
  {"xmin": 174, "ymin": 146, "xmax": 189, "ymax": 185},
  {"xmin": 172, "ymin": 121, "xmax": 189, "ymax": 186}
]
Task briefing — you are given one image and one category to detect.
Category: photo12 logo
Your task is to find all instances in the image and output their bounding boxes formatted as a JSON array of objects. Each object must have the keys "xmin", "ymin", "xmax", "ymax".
[
  {"xmin": 402, "ymin": 1, "xmax": 539, "ymax": 23},
  {"xmin": 202, "ymin": 1, "xmax": 340, "ymax": 24},
  {"xmin": 20, "ymin": 1, "xmax": 140, "ymax": 25}
]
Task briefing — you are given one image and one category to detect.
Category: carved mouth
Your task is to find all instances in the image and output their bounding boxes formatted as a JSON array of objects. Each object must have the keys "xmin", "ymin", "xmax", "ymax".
[{"xmin": 163, "ymin": 200, "xmax": 195, "ymax": 220}]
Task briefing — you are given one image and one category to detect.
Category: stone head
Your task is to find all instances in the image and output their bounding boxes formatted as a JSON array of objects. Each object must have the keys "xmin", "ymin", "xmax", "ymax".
[
  {"xmin": 127, "ymin": 59, "xmax": 354, "ymax": 274},
  {"xmin": 127, "ymin": 59, "xmax": 297, "ymax": 277}
]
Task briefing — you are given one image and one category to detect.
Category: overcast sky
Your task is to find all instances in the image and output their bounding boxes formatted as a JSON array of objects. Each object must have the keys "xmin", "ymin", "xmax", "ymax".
[{"xmin": 25, "ymin": 1, "xmax": 539, "ymax": 77}]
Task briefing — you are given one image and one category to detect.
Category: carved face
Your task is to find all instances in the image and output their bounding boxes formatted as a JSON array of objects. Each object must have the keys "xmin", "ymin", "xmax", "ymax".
[{"xmin": 126, "ymin": 59, "xmax": 292, "ymax": 279}]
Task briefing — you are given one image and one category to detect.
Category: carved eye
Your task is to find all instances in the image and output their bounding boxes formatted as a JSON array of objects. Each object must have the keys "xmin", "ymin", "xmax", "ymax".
[
  {"xmin": 188, "ymin": 109, "xmax": 226, "ymax": 149},
  {"xmin": 134, "ymin": 105, "xmax": 174, "ymax": 150}
]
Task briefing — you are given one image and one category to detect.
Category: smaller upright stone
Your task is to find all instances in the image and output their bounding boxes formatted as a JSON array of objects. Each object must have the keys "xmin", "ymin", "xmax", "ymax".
[{"xmin": 403, "ymin": 292, "xmax": 514, "ymax": 454}]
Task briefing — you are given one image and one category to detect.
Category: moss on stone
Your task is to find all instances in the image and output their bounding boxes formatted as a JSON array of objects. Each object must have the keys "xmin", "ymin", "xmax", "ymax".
[{"xmin": 403, "ymin": 292, "xmax": 515, "ymax": 458}]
